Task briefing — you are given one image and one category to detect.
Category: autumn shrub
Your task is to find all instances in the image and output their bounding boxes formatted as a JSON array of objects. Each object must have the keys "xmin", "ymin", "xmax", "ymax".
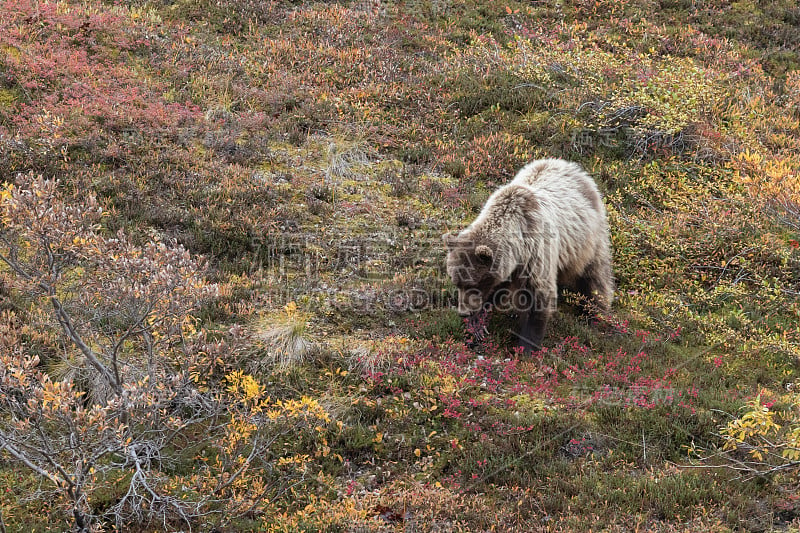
[
  {"xmin": 167, "ymin": 372, "xmax": 335, "ymax": 530},
  {"xmin": 735, "ymin": 149, "xmax": 800, "ymax": 225},
  {"xmin": 0, "ymin": 0, "xmax": 203, "ymax": 172},
  {"xmin": 511, "ymin": 33, "xmax": 725, "ymax": 158},
  {"xmin": 0, "ymin": 175, "xmax": 216, "ymax": 529},
  {"xmin": 358, "ymin": 325, "xmax": 699, "ymax": 459},
  {"xmin": 718, "ymin": 394, "xmax": 800, "ymax": 473},
  {"xmin": 0, "ymin": 176, "xmax": 336, "ymax": 530},
  {"xmin": 263, "ymin": 495, "xmax": 377, "ymax": 533},
  {"xmin": 438, "ymin": 131, "xmax": 535, "ymax": 184},
  {"xmin": 691, "ymin": 392, "xmax": 800, "ymax": 515}
]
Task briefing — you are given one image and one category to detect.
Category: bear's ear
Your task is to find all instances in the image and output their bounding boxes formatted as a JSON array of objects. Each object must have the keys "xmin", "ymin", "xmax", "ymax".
[
  {"xmin": 442, "ymin": 233, "xmax": 457, "ymax": 249},
  {"xmin": 475, "ymin": 244, "xmax": 493, "ymax": 260}
]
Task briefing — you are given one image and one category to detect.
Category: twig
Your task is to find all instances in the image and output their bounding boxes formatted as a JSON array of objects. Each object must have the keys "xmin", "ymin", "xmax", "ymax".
[
  {"xmin": 0, "ymin": 435, "xmax": 61, "ymax": 487},
  {"xmin": 49, "ymin": 294, "xmax": 121, "ymax": 396},
  {"xmin": 642, "ymin": 429, "xmax": 647, "ymax": 463}
]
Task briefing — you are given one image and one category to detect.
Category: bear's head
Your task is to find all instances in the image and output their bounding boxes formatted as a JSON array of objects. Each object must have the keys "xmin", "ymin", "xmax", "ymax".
[{"xmin": 443, "ymin": 232, "xmax": 506, "ymax": 317}]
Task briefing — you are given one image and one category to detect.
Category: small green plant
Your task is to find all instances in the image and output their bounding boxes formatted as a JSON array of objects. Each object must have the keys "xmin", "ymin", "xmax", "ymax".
[{"xmin": 701, "ymin": 393, "xmax": 800, "ymax": 479}]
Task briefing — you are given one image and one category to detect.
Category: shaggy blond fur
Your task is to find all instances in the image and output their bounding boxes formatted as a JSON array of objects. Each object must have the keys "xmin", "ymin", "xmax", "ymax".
[{"xmin": 443, "ymin": 158, "xmax": 614, "ymax": 352}]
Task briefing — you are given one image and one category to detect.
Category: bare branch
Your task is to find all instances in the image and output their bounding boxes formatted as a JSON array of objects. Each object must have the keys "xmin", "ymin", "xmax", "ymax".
[
  {"xmin": 49, "ymin": 294, "xmax": 122, "ymax": 396},
  {"xmin": 0, "ymin": 434, "xmax": 62, "ymax": 487}
]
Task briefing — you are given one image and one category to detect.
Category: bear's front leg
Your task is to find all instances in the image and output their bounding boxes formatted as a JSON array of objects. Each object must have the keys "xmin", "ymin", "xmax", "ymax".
[
  {"xmin": 514, "ymin": 289, "xmax": 554, "ymax": 354},
  {"xmin": 515, "ymin": 309, "xmax": 548, "ymax": 354}
]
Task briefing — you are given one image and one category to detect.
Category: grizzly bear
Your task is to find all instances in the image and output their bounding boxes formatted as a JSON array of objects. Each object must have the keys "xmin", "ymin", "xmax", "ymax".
[{"xmin": 443, "ymin": 158, "xmax": 614, "ymax": 353}]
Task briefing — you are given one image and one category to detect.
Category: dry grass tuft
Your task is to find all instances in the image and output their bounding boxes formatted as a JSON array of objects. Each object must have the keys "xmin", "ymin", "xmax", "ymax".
[{"xmin": 252, "ymin": 302, "xmax": 317, "ymax": 370}]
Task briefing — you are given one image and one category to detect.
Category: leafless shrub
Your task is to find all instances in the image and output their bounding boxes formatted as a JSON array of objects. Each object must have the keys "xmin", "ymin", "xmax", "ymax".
[{"xmin": 0, "ymin": 175, "xmax": 329, "ymax": 531}]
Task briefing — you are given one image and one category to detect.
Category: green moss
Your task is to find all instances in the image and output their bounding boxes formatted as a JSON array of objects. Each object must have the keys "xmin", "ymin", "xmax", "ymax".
[
  {"xmin": 0, "ymin": 469, "xmax": 69, "ymax": 532},
  {"xmin": 405, "ymin": 309, "xmax": 464, "ymax": 341},
  {"xmin": 448, "ymin": 68, "xmax": 553, "ymax": 117},
  {"xmin": 0, "ymin": 87, "xmax": 19, "ymax": 108}
]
